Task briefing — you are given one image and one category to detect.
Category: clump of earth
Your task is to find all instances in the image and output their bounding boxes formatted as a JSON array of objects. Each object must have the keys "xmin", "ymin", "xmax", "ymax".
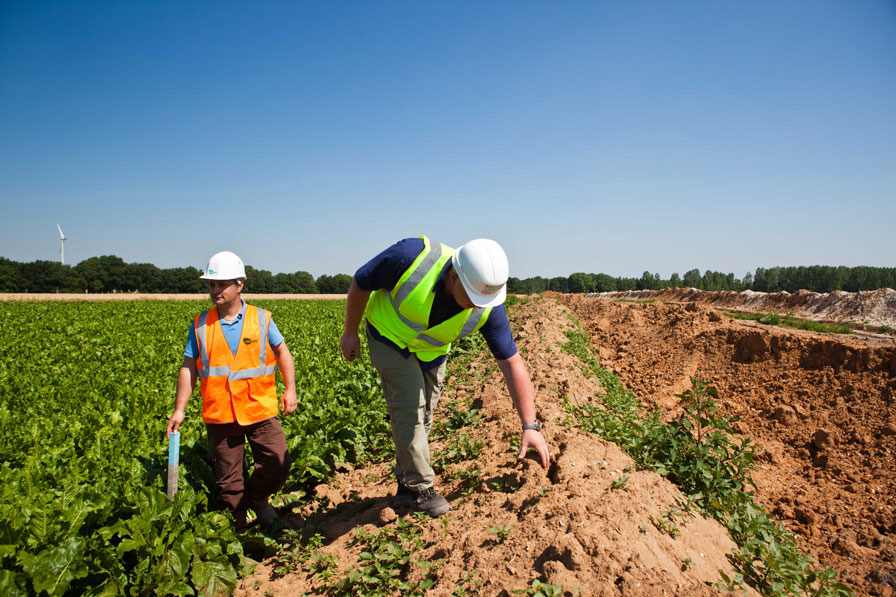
[{"xmin": 237, "ymin": 290, "xmax": 896, "ymax": 596}]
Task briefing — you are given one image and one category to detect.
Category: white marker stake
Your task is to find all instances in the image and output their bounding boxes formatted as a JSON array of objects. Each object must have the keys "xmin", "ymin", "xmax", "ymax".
[{"xmin": 167, "ymin": 432, "xmax": 180, "ymax": 500}]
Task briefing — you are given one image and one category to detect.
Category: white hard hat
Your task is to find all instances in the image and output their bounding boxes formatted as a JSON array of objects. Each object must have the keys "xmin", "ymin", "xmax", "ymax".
[
  {"xmin": 200, "ymin": 251, "xmax": 247, "ymax": 280},
  {"xmin": 451, "ymin": 238, "xmax": 509, "ymax": 308}
]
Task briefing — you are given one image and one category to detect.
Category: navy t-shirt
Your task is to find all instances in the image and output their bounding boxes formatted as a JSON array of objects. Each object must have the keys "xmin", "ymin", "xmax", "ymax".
[{"xmin": 354, "ymin": 237, "xmax": 518, "ymax": 370}]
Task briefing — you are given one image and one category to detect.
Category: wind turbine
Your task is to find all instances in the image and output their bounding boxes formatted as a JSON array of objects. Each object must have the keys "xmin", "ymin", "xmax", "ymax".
[{"xmin": 57, "ymin": 224, "xmax": 67, "ymax": 265}]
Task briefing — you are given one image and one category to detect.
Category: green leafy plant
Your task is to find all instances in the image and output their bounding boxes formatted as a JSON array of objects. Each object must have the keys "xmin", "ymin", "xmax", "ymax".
[
  {"xmin": 489, "ymin": 524, "xmax": 513, "ymax": 544},
  {"xmin": 513, "ymin": 579, "xmax": 577, "ymax": 596},
  {"xmin": 432, "ymin": 433, "xmax": 484, "ymax": 472},
  {"xmin": 609, "ymin": 475, "xmax": 629, "ymax": 491},
  {"xmin": 335, "ymin": 517, "xmax": 440, "ymax": 596},
  {"xmin": 0, "ymin": 299, "xmax": 393, "ymax": 594}
]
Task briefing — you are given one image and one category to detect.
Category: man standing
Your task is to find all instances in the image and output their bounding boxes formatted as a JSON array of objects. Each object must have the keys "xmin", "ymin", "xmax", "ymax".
[
  {"xmin": 166, "ymin": 251, "xmax": 297, "ymax": 530},
  {"xmin": 340, "ymin": 236, "xmax": 550, "ymax": 517}
]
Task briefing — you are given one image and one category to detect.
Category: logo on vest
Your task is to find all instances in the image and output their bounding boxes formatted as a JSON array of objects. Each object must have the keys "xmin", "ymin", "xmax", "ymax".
[{"xmin": 243, "ymin": 338, "xmax": 255, "ymax": 345}]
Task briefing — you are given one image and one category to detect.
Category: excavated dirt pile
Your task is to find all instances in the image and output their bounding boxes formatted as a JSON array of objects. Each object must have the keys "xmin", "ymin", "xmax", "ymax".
[
  {"xmin": 559, "ymin": 293, "xmax": 896, "ymax": 596},
  {"xmin": 596, "ymin": 288, "xmax": 896, "ymax": 329}
]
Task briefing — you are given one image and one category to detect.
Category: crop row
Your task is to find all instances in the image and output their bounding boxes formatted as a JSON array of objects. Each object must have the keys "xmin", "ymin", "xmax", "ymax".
[{"xmin": 0, "ymin": 300, "xmax": 389, "ymax": 596}]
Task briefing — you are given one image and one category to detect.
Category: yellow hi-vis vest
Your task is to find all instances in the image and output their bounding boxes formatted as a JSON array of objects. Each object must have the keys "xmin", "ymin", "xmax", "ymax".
[
  {"xmin": 365, "ymin": 236, "xmax": 492, "ymax": 362},
  {"xmin": 194, "ymin": 304, "xmax": 278, "ymax": 424}
]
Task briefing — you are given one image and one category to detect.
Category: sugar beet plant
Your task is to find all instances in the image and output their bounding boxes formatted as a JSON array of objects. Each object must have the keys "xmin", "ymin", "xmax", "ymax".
[
  {"xmin": 561, "ymin": 327, "xmax": 852, "ymax": 596},
  {"xmin": 0, "ymin": 300, "xmax": 389, "ymax": 596}
]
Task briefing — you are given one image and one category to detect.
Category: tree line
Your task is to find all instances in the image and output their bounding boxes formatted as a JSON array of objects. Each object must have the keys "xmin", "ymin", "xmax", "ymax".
[
  {"xmin": 1, "ymin": 256, "xmax": 893, "ymax": 295},
  {"xmin": 508, "ymin": 265, "xmax": 896, "ymax": 294},
  {"xmin": 0, "ymin": 256, "xmax": 352, "ymax": 294}
]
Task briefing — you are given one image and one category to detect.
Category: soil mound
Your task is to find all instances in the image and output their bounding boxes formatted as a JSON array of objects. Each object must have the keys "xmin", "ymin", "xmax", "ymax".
[
  {"xmin": 236, "ymin": 298, "xmax": 757, "ymax": 596},
  {"xmin": 594, "ymin": 288, "xmax": 896, "ymax": 328},
  {"xmin": 559, "ymin": 293, "xmax": 896, "ymax": 596}
]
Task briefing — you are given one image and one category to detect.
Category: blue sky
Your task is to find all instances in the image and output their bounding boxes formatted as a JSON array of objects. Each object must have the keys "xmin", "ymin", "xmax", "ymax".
[{"xmin": 1, "ymin": 1, "xmax": 894, "ymax": 279}]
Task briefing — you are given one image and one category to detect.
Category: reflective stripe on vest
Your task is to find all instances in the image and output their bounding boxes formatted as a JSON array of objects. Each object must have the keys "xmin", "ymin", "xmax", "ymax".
[
  {"xmin": 365, "ymin": 235, "xmax": 491, "ymax": 361},
  {"xmin": 196, "ymin": 307, "xmax": 277, "ymax": 380}
]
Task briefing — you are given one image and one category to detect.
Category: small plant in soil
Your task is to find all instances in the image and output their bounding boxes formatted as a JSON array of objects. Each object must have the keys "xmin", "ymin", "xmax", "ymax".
[
  {"xmin": 489, "ymin": 524, "xmax": 513, "ymax": 544},
  {"xmin": 648, "ymin": 512, "xmax": 680, "ymax": 539},
  {"xmin": 432, "ymin": 433, "xmax": 484, "ymax": 472},
  {"xmin": 609, "ymin": 474, "xmax": 629, "ymax": 490},
  {"xmin": 335, "ymin": 517, "xmax": 440, "ymax": 596},
  {"xmin": 513, "ymin": 579, "xmax": 577, "ymax": 596},
  {"xmin": 452, "ymin": 569, "xmax": 483, "ymax": 595}
]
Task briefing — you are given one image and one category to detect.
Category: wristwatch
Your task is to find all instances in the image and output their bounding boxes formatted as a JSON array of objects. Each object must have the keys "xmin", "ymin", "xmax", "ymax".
[{"xmin": 522, "ymin": 420, "xmax": 542, "ymax": 432}]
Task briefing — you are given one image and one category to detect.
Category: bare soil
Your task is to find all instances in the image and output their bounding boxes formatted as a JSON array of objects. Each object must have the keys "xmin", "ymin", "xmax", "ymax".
[
  {"xmin": 237, "ymin": 297, "xmax": 756, "ymax": 596},
  {"xmin": 235, "ymin": 289, "xmax": 896, "ymax": 596}
]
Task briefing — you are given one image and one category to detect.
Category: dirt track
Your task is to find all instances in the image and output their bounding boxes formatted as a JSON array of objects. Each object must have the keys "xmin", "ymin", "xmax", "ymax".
[{"xmin": 236, "ymin": 291, "xmax": 896, "ymax": 596}]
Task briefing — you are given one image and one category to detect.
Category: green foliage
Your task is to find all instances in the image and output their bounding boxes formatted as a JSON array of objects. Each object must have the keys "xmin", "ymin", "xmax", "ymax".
[
  {"xmin": 513, "ymin": 579, "xmax": 577, "ymax": 596},
  {"xmin": 333, "ymin": 517, "xmax": 439, "ymax": 596},
  {"xmin": 489, "ymin": 524, "xmax": 513, "ymax": 544},
  {"xmin": 0, "ymin": 299, "xmax": 389, "ymax": 594},
  {"xmin": 431, "ymin": 399, "xmax": 483, "ymax": 441},
  {"xmin": 431, "ymin": 433, "xmax": 484, "ymax": 473},
  {"xmin": 759, "ymin": 313, "xmax": 781, "ymax": 325},
  {"xmin": 724, "ymin": 311, "xmax": 853, "ymax": 335},
  {"xmin": 609, "ymin": 474, "xmax": 629, "ymax": 490},
  {"xmin": 561, "ymin": 327, "xmax": 852, "ymax": 597}
]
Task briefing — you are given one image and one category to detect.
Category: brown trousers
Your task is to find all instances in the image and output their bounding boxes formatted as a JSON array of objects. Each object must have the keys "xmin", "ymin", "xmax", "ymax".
[{"xmin": 206, "ymin": 417, "xmax": 292, "ymax": 516}]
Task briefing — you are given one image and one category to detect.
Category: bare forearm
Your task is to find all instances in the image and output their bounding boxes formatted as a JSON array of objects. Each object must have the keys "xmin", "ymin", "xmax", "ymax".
[
  {"xmin": 343, "ymin": 278, "xmax": 371, "ymax": 333},
  {"xmin": 173, "ymin": 361, "xmax": 197, "ymax": 415},
  {"xmin": 497, "ymin": 352, "xmax": 537, "ymax": 424},
  {"xmin": 274, "ymin": 343, "xmax": 296, "ymax": 392}
]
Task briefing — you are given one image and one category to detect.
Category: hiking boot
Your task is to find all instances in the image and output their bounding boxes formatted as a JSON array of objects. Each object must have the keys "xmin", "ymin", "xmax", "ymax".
[
  {"xmin": 393, "ymin": 482, "xmax": 415, "ymax": 509},
  {"xmin": 249, "ymin": 497, "xmax": 279, "ymax": 528},
  {"xmin": 413, "ymin": 487, "xmax": 450, "ymax": 517}
]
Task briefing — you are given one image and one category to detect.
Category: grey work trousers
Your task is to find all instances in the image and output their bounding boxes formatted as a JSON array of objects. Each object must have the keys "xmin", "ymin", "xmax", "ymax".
[{"xmin": 367, "ymin": 329, "xmax": 447, "ymax": 492}]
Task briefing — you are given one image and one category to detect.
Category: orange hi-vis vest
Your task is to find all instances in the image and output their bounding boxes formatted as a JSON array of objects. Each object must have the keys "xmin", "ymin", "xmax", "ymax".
[{"xmin": 194, "ymin": 304, "xmax": 278, "ymax": 424}]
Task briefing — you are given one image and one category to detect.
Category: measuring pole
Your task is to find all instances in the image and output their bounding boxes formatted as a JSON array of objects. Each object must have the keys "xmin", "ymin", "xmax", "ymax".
[{"xmin": 167, "ymin": 432, "xmax": 180, "ymax": 500}]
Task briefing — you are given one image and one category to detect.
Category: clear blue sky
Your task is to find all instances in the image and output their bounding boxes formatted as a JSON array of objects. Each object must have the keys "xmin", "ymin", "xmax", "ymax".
[{"xmin": 1, "ymin": 1, "xmax": 894, "ymax": 279}]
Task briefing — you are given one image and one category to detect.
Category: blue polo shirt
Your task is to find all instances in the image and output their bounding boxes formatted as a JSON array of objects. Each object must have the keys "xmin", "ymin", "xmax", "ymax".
[
  {"xmin": 184, "ymin": 300, "xmax": 284, "ymax": 359},
  {"xmin": 354, "ymin": 237, "xmax": 518, "ymax": 370}
]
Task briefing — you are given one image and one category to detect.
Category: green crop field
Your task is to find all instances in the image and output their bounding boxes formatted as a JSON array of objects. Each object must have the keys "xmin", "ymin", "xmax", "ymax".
[{"xmin": 0, "ymin": 299, "xmax": 390, "ymax": 596}]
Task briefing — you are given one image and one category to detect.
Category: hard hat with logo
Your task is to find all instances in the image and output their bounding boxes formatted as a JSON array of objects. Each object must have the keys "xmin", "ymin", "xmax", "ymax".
[
  {"xmin": 200, "ymin": 251, "xmax": 247, "ymax": 280},
  {"xmin": 451, "ymin": 238, "xmax": 509, "ymax": 308}
]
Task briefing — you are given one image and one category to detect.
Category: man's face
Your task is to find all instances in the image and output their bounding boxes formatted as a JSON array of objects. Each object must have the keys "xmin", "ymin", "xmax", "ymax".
[
  {"xmin": 449, "ymin": 271, "xmax": 476, "ymax": 309},
  {"xmin": 208, "ymin": 279, "xmax": 242, "ymax": 305}
]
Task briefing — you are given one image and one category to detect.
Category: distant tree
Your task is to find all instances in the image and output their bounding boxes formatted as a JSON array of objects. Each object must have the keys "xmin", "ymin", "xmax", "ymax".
[
  {"xmin": 593, "ymin": 273, "xmax": 616, "ymax": 292},
  {"xmin": 616, "ymin": 277, "xmax": 637, "ymax": 291},
  {"xmin": 316, "ymin": 273, "xmax": 352, "ymax": 294},
  {"xmin": 506, "ymin": 277, "xmax": 524, "ymax": 294},
  {"xmin": 245, "ymin": 266, "xmax": 274, "ymax": 293},
  {"xmin": 548, "ymin": 276, "xmax": 569, "ymax": 293},
  {"xmin": 74, "ymin": 255, "xmax": 134, "ymax": 292},
  {"xmin": 160, "ymin": 267, "xmax": 205, "ymax": 293},
  {"xmin": 683, "ymin": 269, "xmax": 702, "ymax": 289},
  {"xmin": 131, "ymin": 263, "xmax": 163, "ymax": 293},
  {"xmin": 273, "ymin": 271, "xmax": 317, "ymax": 294},
  {"xmin": 669, "ymin": 272, "xmax": 682, "ymax": 288},
  {"xmin": 567, "ymin": 272, "xmax": 594, "ymax": 293},
  {"xmin": 0, "ymin": 259, "xmax": 18, "ymax": 292},
  {"xmin": 742, "ymin": 272, "xmax": 753, "ymax": 288}
]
